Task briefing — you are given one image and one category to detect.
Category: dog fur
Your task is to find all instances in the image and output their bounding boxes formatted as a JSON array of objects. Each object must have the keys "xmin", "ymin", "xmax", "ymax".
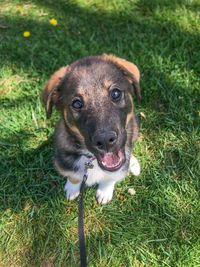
[{"xmin": 42, "ymin": 54, "xmax": 141, "ymax": 204}]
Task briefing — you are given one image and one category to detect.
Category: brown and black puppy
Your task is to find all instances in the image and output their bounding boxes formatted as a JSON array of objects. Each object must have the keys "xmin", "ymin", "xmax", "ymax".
[{"xmin": 42, "ymin": 54, "xmax": 141, "ymax": 204}]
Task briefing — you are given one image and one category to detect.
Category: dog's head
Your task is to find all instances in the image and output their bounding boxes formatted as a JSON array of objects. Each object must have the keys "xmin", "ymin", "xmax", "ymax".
[{"xmin": 43, "ymin": 54, "xmax": 140, "ymax": 172}]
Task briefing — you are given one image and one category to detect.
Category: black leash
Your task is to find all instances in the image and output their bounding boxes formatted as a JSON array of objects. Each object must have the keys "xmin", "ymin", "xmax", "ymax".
[
  {"xmin": 78, "ymin": 174, "xmax": 87, "ymax": 267},
  {"xmin": 78, "ymin": 160, "xmax": 94, "ymax": 267}
]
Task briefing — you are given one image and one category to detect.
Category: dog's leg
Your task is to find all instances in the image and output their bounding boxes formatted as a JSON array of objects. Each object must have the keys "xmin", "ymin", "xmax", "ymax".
[
  {"xmin": 129, "ymin": 155, "xmax": 140, "ymax": 176},
  {"xmin": 64, "ymin": 178, "xmax": 81, "ymax": 200},
  {"xmin": 96, "ymin": 181, "xmax": 116, "ymax": 205}
]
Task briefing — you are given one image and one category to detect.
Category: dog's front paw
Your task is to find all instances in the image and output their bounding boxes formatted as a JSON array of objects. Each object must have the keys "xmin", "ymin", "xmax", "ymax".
[
  {"xmin": 129, "ymin": 156, "xmax": 140, "ymax": 176},
  {"xmin": 96, "ymin": 183, "xmax": 115, "ymax": 205},
  {"xmin": 64, "ymin": 179, "xmax": 81, "ymax": 200}
]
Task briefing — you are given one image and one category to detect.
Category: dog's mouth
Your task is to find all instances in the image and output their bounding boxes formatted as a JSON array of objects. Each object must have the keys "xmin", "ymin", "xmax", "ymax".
[{"xmin": 97, "ymin": 149, "xmax": 125, "ymax": 172}]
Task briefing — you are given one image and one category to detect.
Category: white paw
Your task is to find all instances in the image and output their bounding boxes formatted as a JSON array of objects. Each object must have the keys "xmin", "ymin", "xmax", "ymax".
[
  {"xmin": 129, "ymin": 156, "xmax": 140, "ymax": 176},
  {"xmin": 96, "ymin": 183, "xmax": 114, "ymax": 205},
  {"xmin": 64, "ymin": 179, "xmax": 81, "ymax": 200}
]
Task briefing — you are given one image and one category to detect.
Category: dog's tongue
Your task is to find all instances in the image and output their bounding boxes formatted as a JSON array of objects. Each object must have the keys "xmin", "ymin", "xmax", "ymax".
[{"xmin": 100, "ymin": 150, "xmax": 124, "ymax": 170}]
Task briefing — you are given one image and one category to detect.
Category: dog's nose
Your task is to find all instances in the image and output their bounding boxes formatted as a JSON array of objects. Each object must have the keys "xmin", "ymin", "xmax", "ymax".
[{"xmin": 92, "ymin": 131, "xmax": 117, "ymax": 151}]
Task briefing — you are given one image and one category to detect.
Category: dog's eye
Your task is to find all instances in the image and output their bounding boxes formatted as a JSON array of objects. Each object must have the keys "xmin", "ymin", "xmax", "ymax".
[
  {"xmin": 72, "ymin": 99, "xmax": 83, "ymax": 110},
  {"xmin": 110, "ymin": 88, "xmax": 122, "ymax": 102}
]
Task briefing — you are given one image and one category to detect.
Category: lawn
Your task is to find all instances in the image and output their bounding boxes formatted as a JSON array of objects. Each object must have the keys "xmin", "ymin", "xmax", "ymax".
[{"xmin": 0, "ymin": 0, "xmax": 200, "ymax": 266}]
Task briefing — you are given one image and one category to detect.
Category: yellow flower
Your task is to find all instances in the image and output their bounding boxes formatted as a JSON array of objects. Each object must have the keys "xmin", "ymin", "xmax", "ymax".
[
  {"xmin": 17, "ymin": 7, "xmax": 22, "ymax": 12},
  {"xmin": 198, "ymin": 110, "xmax": 200, "ymax": 116},
  {"xmin": 23, "ymin": 31, "xmax": 30, "ymax": 37},
  {"xmin": 49, "ymin": 18, "xmax": 58, "ymax": 26}
]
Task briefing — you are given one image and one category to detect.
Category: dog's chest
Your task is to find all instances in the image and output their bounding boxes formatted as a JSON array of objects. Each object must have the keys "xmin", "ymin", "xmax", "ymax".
[{"xmin": 75, "ymin": 155, "xmax": 127, "ymax": 186}]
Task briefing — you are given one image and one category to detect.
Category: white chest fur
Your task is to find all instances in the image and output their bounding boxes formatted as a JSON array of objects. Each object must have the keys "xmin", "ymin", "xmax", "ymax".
[
  {"xmin": 58, "ymin": 154, "xmax": 127, "ymax": 186},
  {"xmin": 86, "ymin": 157, "xmax": 127, "ymax": 186},
  {"xmin": 57, "ymin": 151, "xmax": 140, "ymax": 204}
]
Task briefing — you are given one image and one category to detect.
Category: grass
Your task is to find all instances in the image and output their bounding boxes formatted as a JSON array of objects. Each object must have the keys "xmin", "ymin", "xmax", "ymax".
[{"xmin": 0, "ymin": 0, "xmax": 200, "ymax": 266}]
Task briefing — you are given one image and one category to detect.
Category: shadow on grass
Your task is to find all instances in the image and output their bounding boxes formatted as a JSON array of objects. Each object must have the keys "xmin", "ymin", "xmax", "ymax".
[
  {"xmin": 0, "ymin": 0, "xmax": 200, "ymax": 265},
  {"xmin": 1, "ymin": 0, "xmax": 200, "ymax": 73},
  {"xmin": 0, "ymin": 132, "xmax": 56, "ymax": 210},
  {"xmin": 0, "ymin": 118, "xmax": 199, "ymax": 265},
  {"xmin": 1, "ymin": 129, "xmax": 199, "ymax": 265},
  {"xmin": 1, "ymin": 0, "xmax": 199, "ymax": 114}
]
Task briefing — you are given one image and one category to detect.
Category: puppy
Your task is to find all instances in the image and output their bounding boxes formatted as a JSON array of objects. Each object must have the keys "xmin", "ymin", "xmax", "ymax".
[{"xmin": 42, "ymin": 54, "xmax": 141, "ymax": 204}]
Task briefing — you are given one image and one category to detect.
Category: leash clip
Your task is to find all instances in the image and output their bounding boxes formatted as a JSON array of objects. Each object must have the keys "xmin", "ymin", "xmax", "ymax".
[
  {"xmin": 84, "ymin": 159, "xmax": 94, "ymax": 174},
  {"xmin": 83, "ymin": 159, "xmax": 94, "ymax": 182}
]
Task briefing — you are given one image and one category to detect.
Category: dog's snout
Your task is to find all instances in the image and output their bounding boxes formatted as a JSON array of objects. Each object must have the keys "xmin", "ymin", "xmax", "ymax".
[{"xmin": 92, "ymin": 131, "xmax": 117, "ymax": 151}]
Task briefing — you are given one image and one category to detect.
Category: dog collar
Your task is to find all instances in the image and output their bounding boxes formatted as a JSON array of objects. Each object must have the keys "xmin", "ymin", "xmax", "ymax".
[{"xmin": 73, "ymin": 143, "xmax": 81, "ymax": 151}]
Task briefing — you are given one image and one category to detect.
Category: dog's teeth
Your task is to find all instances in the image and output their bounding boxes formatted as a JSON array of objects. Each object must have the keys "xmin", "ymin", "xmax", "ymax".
[
  {"xmin": 101, "ymin": 159, "xmax": 121, "ymax": 168},
  {"xmin": 102, "ymin": 161, "xmax": 106, "ymax": 166}
]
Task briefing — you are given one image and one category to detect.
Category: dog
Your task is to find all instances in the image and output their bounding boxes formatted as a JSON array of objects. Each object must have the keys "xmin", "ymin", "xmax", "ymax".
[{"xmin": 42, "ymin": 54, "xmax": 141, "ymax": 204}]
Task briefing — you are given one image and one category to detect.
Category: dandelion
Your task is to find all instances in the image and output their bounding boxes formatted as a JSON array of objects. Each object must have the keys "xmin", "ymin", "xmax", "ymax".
[
  {"xmin": 23, "ymin": 31, "xmax": 30, "ymax": 37},
  {"xmin": 49, "ymin": 18, "xmax": 58, "ymax": 26},
  {"xmin": 17, "ymin": 7, "xmax": 22, "ymax": 12}
]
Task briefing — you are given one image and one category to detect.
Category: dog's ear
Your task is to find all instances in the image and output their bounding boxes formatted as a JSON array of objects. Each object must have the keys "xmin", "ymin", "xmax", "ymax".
[
  {"xmin": 102, "ymin": 54, "xmax": 141, "ymax": 100},
  {"xmin": 42, "ymin": 66, "xmax": 68, "ymax": 119}
]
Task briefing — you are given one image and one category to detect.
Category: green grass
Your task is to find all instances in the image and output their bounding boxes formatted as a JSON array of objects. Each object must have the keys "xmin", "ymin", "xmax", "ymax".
[{"xmin": 0, "ymin": 0, "xmax": 200, "ymax": 266}]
